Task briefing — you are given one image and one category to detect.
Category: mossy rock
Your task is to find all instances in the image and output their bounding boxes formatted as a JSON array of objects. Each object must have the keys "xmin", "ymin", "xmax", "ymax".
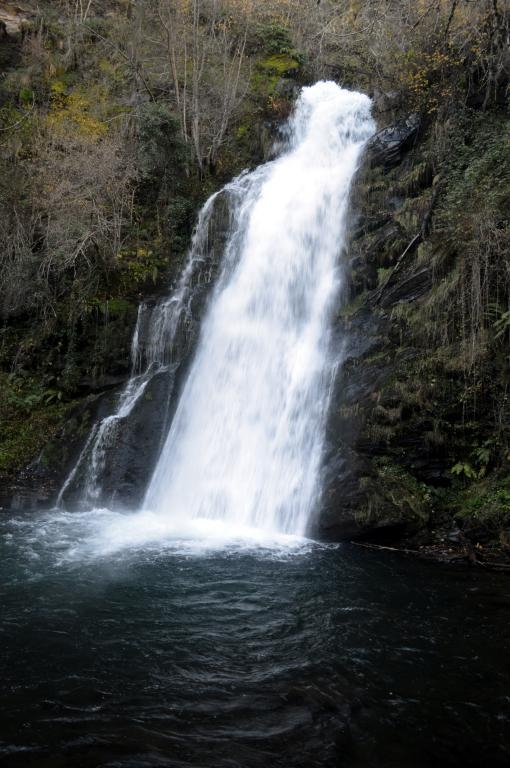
[
  {"xmin": 257, "ymin": 54, "xmax": 300, "ymax": 77},
  {"xmin": 0, "ymin": 371, "xmax": 76, "ymax": 479},
  {"xmin": 250, "ymin": 52, "xmax": 302, "ymax": 107},
  {"xmin": 450, "ymin": 473, "xmax": 510, "ymax": 536},
  {"xmin": 89, "ymin": 297, "xmax": 135, "ymax": 316},
  {"xmin": 357, "ymin": 457, "xmax": 432, "ymax": 529}
]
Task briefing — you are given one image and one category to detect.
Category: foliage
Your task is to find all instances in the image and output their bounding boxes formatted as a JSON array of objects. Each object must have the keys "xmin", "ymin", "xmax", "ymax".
[
  {"xmin": 397, "ymin": 46, "xmax": 464, "ymax": 115},
  {"xmin": 358, "ymin": 457, "xmax": 431, "ymax": 527},
  {"xmin": 451, "ymin": 462, "xmax": 479, "ymax": 481},
  {"xmin": 428, "ymin": 112, "xmax": 510, "ymax": 370},
  {"xmin": 452, "ymin": 474, "xmax": 510, "ymax": 534},
  {"xmin": 47, "ymin": 81, "xmax": 109, "ymax": 139},
  {"xmin": 136, "ymin": 102, "xmax": 186, "ymax": 204},
  {"xmin": 116, "ymin": 246, "xmax": 168, "ymax": 289},
  {"xmin": 0, "ymin": 372, "xmax": 72, "ymax": 476},
  {"xmin": 255, "ymin": 23, "xmax": 294, "ymax": 56}
]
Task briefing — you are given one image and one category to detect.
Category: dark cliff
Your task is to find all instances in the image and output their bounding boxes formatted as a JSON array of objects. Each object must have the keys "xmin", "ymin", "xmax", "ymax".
[{"xmin": 317, "ymin": 99, "xmax": 510, "ymax": 563}]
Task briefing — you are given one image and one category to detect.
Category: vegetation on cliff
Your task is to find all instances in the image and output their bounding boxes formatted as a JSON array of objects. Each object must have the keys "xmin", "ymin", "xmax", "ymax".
[{"xmin": 333, "ymin": 0, "xmax": 510, "ymax": 559}]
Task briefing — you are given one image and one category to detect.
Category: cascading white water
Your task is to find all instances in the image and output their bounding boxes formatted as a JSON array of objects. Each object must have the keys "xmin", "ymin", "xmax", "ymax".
[
  {"xmin": 143, "ymin": 82, "xmax": 375, "ymax": 538},
  {"xmin": 57, "ymin": 192, "xmax": 222, "ymax": 508}
]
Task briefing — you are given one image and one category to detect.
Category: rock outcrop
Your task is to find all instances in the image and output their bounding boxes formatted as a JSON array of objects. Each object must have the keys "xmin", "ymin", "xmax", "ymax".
[{"xmin": 314, "ymin": 114, "xmax": 435, "ymax": 541}]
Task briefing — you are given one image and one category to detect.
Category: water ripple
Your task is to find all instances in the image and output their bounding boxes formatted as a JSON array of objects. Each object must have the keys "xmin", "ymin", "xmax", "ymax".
[{"xmin": 0, "ymin": 510, "xmax": 509, "ymax": 767}]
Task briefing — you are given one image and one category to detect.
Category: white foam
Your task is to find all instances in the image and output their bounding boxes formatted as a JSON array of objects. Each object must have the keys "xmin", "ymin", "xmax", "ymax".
[{"xmin": 4, "ymin": 508, "xmax": 322, "ymax": 564}]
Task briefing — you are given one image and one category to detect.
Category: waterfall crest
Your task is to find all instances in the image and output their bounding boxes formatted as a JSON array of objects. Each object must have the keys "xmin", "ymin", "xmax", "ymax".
[{"xmin": 143, "ymin": 82, "xmax": 374, "ymax": 537}]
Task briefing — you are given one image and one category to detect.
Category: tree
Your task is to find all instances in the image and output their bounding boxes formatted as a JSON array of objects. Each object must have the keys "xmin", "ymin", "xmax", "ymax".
[{"xmin": 156, "ymin": 0, "xmax": 251, "ymax": 172}]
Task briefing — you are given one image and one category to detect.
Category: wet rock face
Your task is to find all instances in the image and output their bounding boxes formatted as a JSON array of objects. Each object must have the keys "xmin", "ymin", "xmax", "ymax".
[
  {"xmin": 367, "ymin": 114, "xmax": 420, "ymax": 169},
  {"xmin": 315, "ymin": 310, "xmax": 393, "ymax": 541},
  {"xmin": 60, "ymin": 368, "xmax": 178, "ymax": 510},
  {"xmin": 372, "ymin": 89, "xmax": 403, "ymax": 119},
  {"xmin": 314, "ymin": 114, "xmax": 437, "ymax": 542},
  {"xmin": 1, "ymin": 388, "xmax": 120, "ymax": 511},
  {"xmin": 377, "ymin": 266, "xmax": 431, "ymax": 308}
]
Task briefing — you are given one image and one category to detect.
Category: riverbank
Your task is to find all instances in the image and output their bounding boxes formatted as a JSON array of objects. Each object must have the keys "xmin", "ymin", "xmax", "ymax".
[{"xmin": 352, "ymin": 530, "xmax": 510, "ymax": 571}]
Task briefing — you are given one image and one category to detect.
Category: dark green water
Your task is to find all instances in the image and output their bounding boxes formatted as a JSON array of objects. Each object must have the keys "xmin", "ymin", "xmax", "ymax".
[{"xmin": 0, "ymin": 509, "xmax": 509, "ymax": 767}]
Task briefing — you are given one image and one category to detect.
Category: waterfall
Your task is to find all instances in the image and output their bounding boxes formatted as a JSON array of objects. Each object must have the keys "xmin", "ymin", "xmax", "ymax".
[
  {"xmin": 58, "ymin": 81, "xmax": 374, "ymax": 542},
  {"xmin": 143, "ymin": 83, "xmax": 374, "ymax": 537},
  {"xmin": 57, "ymin": 192, "xmax": 223, "ymax": 508}
]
